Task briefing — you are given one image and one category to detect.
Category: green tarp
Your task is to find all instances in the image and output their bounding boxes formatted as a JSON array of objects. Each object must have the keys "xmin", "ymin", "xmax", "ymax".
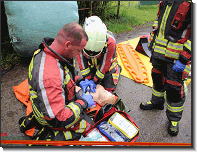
[{"xmin": 4, "ymin": 1, "xmax": 79, "ymax": 57}]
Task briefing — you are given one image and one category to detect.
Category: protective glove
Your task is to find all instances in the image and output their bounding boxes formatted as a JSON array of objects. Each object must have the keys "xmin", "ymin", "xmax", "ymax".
[
  {"xmin": 79, "ymin": 79, "xmax": 91, "ymax": 93},
  {"xmin": 172, "ymin": 60, "xmax": 186, "ymax": 73},
  {"xmin": 89, "ymin": 80, "xmax": 97, "ymax": 93},
  {"xmin": 82, "ymin": 93, "xmax": 95, "ymax": 108},
  {"xmin": 79, "ymin": 79, "xmax": 96, "ymax": 93}
]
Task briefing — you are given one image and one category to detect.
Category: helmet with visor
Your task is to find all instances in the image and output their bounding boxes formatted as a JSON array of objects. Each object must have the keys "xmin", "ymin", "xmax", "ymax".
[{"xmin": 83, "ymin": 16, "xmax": 107, "ymax": 58}]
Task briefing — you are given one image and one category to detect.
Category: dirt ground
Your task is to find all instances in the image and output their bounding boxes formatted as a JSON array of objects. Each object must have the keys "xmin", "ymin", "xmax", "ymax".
[{"xmin": 1, "ymin": 22, "xmax": 192, "ymax": 148}]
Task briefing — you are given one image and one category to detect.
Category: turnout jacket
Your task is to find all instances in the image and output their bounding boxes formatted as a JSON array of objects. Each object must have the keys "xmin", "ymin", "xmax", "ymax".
[
  {"xmin": 77, "ymin": 31, "xmax": 118, "ymax": 83},
  {"xmin": 28, "ymin": 37, "xmax": 88, "ymax": 130},
  {"xmin": 149, "ymin": 1, "xmax": 191, "ymax": 65}
]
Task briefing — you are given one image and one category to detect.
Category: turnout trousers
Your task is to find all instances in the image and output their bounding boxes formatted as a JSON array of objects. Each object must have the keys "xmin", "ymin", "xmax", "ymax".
[{"xmin": 150, "ymin": 57, "xmax": 187, "ymax": 121}]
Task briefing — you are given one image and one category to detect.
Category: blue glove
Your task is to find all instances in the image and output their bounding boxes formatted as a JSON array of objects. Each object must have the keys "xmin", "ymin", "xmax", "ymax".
[
  {"xmin": 79, "ymin": 79, "xmax": 91, "ymax": 93},
  {"xmin": 89, "ymin": 80, "xmax": 97, "ymax": 93},
  {"xmin": 79, "ymin": 79, "xmax": 96, "ymax": 93},
  {"xmin": 82, "ymin": 93, "xmax": 95, "ymax": 108},
  {"xmin": 172, "ymin": 60, "xmax": 186, "ymax": 72}
]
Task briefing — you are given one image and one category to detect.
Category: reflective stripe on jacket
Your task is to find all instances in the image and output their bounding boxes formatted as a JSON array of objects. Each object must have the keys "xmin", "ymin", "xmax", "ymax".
[
  {"xmin": 77, "ymin": 31, "xmax": 118, "ymax": 83},
  {"xmin": 149, "ymin": 1, "xmax": 191, "ymax": 64},
  {"xmin": 28, "ymin": 38, "xmax": 88, "ymax": 130}
]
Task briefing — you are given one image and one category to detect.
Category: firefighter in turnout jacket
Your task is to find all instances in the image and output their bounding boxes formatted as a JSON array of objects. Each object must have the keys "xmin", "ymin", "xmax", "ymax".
[
  {"xmin": 140, "ymin": 1, "xmax": 191, "ymax": 136},
  {"xmin": 77, "ymin": 16, "xmax": 120, "ymax": 92},
  {"xmin": 27, "ymin": 23, "xmax": 95, "ymax": 143}
]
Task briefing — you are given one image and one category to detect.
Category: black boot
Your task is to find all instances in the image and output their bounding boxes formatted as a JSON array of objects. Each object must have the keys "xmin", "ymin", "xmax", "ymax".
[
  {"xmin": 140, "ymin": 101, "xmax": 164, "ymax": 110},
  {"xmin": 168, "ymin": 121, "xmax": 179, "ymax": 136}
]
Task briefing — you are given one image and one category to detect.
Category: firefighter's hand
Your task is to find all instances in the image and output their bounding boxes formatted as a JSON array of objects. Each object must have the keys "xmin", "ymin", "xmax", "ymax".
[
  {"xmin": 89, "ymin": 80, "xmax": 97, "ymax": 93},
  {"xmin": 172, "ymin": 60, "xmax": 186, "ymax": 72},
  {"xmin": 82, "ymin": 93, "xmax": 95, "ymax": 108},
  {"xmin": 79, "ymin": 79, "xmax": 91, "ymax": 93},
  {"xmin": 79, "ymin": 79, "xmax": 96, "ymax": 93}
]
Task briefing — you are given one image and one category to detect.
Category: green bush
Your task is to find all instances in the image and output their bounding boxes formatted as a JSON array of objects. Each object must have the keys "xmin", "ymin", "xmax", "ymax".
[
  {"xmin": 1, "ymin": 1, "xmax": 22, "ymax": 70},
  {"xmin": 78, "ymin": 1, "xmax": 158, "ymax": 34},
  {"xmin": 102, "ymin": 1, "xmax": 158, "ymax": 33}
]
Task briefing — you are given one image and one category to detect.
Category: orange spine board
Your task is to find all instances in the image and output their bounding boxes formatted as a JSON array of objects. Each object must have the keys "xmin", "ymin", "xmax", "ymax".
[{"xmin": 117, "ymin": 44, "xmax": 149, "ymax": 83}]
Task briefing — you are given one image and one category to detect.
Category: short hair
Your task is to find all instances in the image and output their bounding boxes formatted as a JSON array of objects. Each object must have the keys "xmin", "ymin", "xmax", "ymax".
[{"xmin": 56, "ymin": 22, "xmax": 88, "ymax": 46}]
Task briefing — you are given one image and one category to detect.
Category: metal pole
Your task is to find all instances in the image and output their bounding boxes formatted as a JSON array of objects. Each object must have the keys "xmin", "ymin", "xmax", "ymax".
[
  {"xmin": 117, "ymin": 1, "xmax": 120, "ymax": 19},
  {"xmin": 89, "ymin": 1, "xmax": 92, "ymax": 16}
]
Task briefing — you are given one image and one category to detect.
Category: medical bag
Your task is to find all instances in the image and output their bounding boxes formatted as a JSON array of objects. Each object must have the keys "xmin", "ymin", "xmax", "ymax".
[{"xmin": 80, "ymin": 104, "xmax": 139, "ymax": 145}]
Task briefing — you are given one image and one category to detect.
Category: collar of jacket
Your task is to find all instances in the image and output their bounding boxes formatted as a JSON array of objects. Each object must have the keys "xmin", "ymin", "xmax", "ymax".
[
  {"xmin": 167, "ymin": 1, "xmax": 174, "ymax": 6},
  {"xmin": 40, "ymin": 37, "xmax": 70, "ymax": 63}
]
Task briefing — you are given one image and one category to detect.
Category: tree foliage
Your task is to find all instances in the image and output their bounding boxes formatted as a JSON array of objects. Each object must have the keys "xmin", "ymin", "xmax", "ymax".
[{"xmin": 77, "ymin": 1, "xmax": 114, "ymax": 25}]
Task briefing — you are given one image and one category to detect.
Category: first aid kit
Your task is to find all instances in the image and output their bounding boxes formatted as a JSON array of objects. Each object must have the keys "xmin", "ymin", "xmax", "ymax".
[{"xmin": 80, "ymin": 104, "xmax": 139, "ymax": 145}]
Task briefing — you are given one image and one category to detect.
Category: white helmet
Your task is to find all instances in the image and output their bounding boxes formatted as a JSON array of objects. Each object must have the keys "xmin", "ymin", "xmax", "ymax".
[{"xmin": 83, "ymin": 16, "xmax": 107, "ymax": 57}]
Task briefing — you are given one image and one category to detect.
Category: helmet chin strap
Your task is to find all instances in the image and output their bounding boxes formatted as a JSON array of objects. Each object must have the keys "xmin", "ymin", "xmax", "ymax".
[
  {"xmin": 42, "ymin": 38, "xmax": 74, "ymax": 68},
  {"xmin": 83, "ymin": 49, "xmax": 103, "ymax": 58}
]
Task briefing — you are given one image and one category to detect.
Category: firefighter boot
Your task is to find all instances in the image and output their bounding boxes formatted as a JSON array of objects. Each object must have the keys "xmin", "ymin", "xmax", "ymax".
[
  {"xmin": 168, "ymin": 121, "xmax": 179, "ymax": 136},
  {"xmin": 140, "ymin": 101, "xmax": 164, "ymax": 110}
]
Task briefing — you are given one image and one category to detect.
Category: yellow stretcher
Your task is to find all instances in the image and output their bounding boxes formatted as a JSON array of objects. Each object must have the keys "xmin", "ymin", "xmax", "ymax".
[
  {"xmin": 117, "ymin": 43, "xmax": 149, "ymax": 84},
  {"xmin": 117, "ymin": 37, "xmax": 191, "ymax": 87}
]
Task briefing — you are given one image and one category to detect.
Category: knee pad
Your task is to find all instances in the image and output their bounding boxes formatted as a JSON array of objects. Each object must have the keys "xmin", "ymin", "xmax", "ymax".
[
  {"xmin": 152, "ymin": 68, "xmax": 165, "ymax": 90},
  {"xmin": 166, "ymin": 80, "xmax": 185, "ymax": 102}
]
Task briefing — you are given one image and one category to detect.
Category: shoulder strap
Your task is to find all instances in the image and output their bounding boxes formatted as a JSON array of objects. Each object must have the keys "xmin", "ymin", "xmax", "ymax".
[{"xmin": 94, "ymin": 103, "xmax": 118, "ymax": 123}]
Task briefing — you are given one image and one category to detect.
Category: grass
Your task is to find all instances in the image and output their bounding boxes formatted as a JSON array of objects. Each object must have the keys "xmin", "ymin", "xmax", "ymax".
[
  {"xmin": 1, "ymin": 1, "xmax": 158, "ymax": 70},
  {"xmin": 102, "ymin": 1, "xmax": 158, "ymax": 34},
  {"xmin": 1, "ymin": 1, "xmax": 22, "ymax": 71},
  {"xmin": 1, "ymin": 51, "xmax": 21, "ymax": 70},
  {"xmin": 1, "ymin": 36, "xmax": 22, "ymax": 71}
]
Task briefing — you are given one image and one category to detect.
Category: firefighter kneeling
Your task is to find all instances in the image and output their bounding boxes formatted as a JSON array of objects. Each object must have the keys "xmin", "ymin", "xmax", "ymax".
[
  {"xmin": 77, "ymin": 16, "xmax": 121, "ymax": 93},
  {"xmin": 19, "ymin": 23, "xmax": 95, "ymax": 145}
]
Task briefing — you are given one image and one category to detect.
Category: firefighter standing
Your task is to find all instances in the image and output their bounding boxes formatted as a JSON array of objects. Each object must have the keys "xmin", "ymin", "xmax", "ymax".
[
  {"xmin": 26, "ymin": 23, "xmax": 95, "ymax": 143},
  {"xmin": 77, "ymin": 16, "xmax": 120, "ymax": 93},
  {"xmin": 140, "ymin": 1, "xmax": 191, "ymax": 136}
]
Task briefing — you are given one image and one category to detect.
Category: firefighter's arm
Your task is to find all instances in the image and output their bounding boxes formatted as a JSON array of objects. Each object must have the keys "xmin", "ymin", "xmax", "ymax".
[
  {"xmin": 152, "ymin": 1, "xmax": 163, "ymax": 30},
  {"xmin": 93, "ymin": 37, "xmax": 116, "ymax": 83},
  {"xmin": 39, "ymin": 78, "xmax": 88, "ymax": 129},
  {"xmin": 172, "ymin": 36, "xmax": 191, "ymax": 79},
  {"xmin": 74, "ymin": 59, "xmax": 85, "ymax": 86},
  {"xmin": 178, "ymin": 3, "xmax": 191, "ymax": 65},
  {"xmin": 179, "ymin": 36, "xmax": 191, "ymax": 65},
  {"xmin": 77, "ymin": 53, "xmax": 92, "ymax": 80},
  {"xmin": 148, "ymin": 1, "xmax": 162, "ymax": 49}
]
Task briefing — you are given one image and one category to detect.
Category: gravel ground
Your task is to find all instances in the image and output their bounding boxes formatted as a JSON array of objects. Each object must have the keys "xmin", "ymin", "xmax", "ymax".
[{"xmin": 1, "ymin": 22, "xmax": 192, "ymax": 148}]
